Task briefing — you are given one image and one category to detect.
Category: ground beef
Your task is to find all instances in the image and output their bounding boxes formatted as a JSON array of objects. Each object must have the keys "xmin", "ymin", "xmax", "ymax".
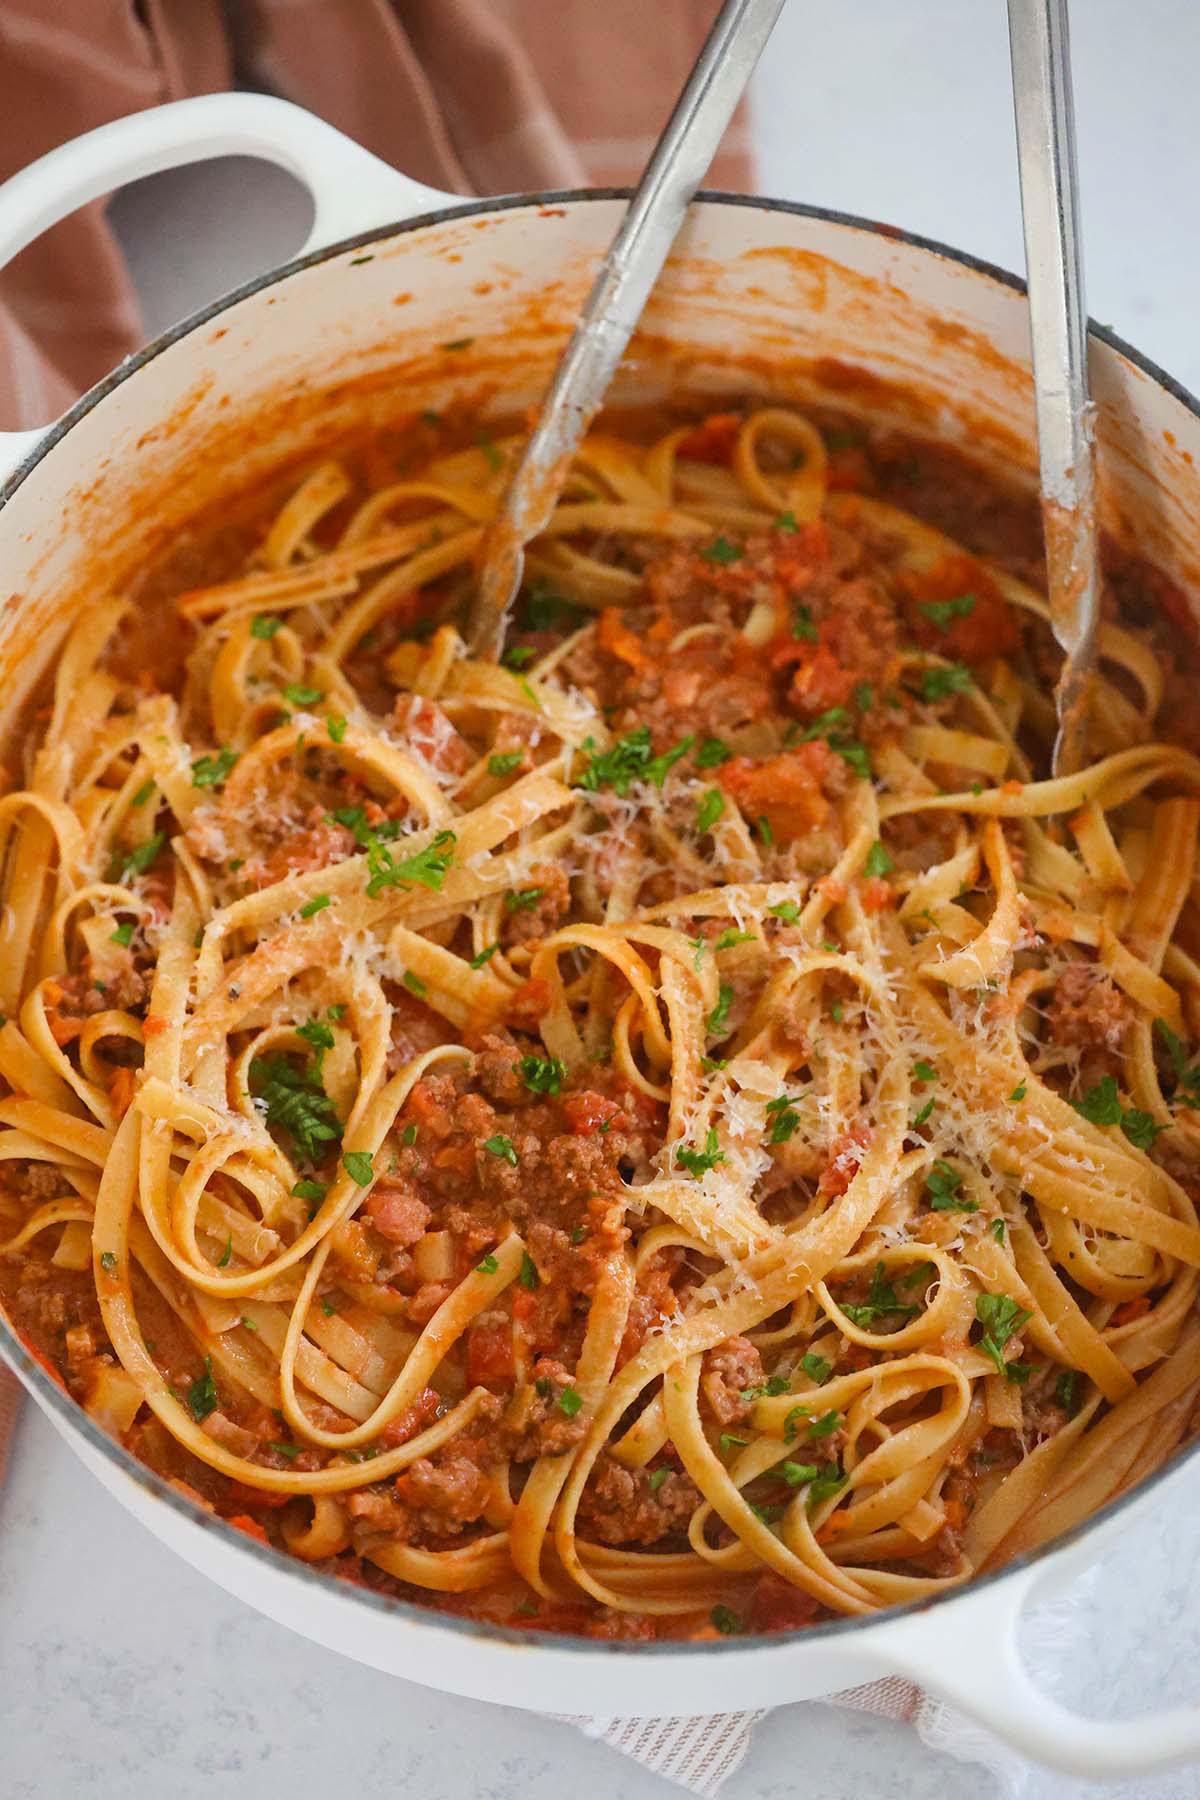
[
  {"xmin": 392, "ymin": 1411, "xmax": 501, "ymax": 1539},
  {"xmin": 577, "ymin": 1452, "xmax": 701, "ymax": 1546},
  {"xmin": 1046, "ymin": 961, "xmax": 1132, "ymax": 1085},
  {"xmin": 385, "ymin": 985, "xmax": 451, "ymax": 1072},
  {"xmin": 499, "ymin": 1357, "xmax": 588, "ymax": 1461},
  {"xmin": 346, "ymin": 1487, "xmax": 411, "ymax": 1536},
  {"xmin": 500, "ymin": 862, "xmax": 571, "ymax": 948},
  {"xmin": 0, "ymin": 1159, "xmax": 68, "ymax": 1200},
  {"xmin": 700, "ymin": 1337, "xmax": 764, "ymax": 1426},
  {"xmin": 473, "ymin": 1033, "xmax": 525, "ymax": 1106},
  {"xmin": 43, "ymin": 966, "xmax": 147, "ymax": 1042}
]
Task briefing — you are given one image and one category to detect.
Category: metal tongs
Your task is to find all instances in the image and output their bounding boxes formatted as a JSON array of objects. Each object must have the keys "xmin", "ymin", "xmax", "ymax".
[
  {"xmin": 1008, "ymin": 0, "xmax": 1099, "ymax": 780},
  {"xmin": 467, "ymin": 0, "xmax": 786, "ymax": 660}
]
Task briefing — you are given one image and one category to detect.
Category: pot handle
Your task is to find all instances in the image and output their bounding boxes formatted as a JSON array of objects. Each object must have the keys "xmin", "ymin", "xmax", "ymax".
[
  {"xmin": 0, "ymin": 92, "xmax": 455, "ymax": 482},
  {"xmin": 878, "ymin": 1561, "xmax": 1200, "ymax": 1778}
]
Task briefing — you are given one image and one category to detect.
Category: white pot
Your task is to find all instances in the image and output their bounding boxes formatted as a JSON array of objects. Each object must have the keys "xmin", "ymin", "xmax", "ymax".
[{"xmin": 1, "ymin": 92, "xmax": 1198, "ymax": 1776}]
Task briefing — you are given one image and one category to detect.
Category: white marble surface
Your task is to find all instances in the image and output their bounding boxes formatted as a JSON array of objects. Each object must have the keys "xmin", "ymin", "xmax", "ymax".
[{"xmin": 7, "ymin": 3, "xmax": 1200, "ymax": 1796}]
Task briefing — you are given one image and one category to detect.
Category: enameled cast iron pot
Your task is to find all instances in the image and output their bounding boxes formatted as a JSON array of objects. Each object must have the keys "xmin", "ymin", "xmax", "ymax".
[{"xmin": 1, "ymin": 93, "xmax": 1198, "ymax": 1778}]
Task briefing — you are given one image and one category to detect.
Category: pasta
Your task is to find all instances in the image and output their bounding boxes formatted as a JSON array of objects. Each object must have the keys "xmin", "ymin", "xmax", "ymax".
[{"xmin": 3, "ymin": 397, "xmax": 1200, "ymax": 1641}]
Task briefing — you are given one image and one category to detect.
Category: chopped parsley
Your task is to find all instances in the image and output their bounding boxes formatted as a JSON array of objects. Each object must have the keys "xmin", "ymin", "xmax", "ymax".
[
  {"xmin": 719, "ymin": 1432, "xmax": 748, "ymax": 1455},
  {"xmin": 808, "ymin": 1464, "xmax": 849, "ymax": 1508},
  {"xmin": 696, "ymin": 788, "xmax": 725, "ymax": 835},
  {"xmin": 558, "ymin": 1386, "xmax": 583, "ymax": 1417},
  {"xmin": 470, "ymin": 943, "xmax": 500, "ymax": 969},
  {"xmin": 1072, "ymin": 1074, "xmax": 1165, "ymax": 1150},
  {"xmin": 975, "ymin": 1292, "xmax": 1032, "ymax": 1382},
  {"xmin": 504, "ymin": 886, "xmax": 543, "ymax": 914},
  {"xmin": 131, "ymin": 780, "xmax": 156, "ymax": 808},
  {"xmin": 520, "ymin": 581, "xmax": 584, "ymax": 633},
  {"xmin": 792, "ymin": 602, "xmax": 818, "ymax": 643},
  {"xmin": 282, "ymin": 683, "xmax": 324, "ymax": 708},
  {"xmin": 327, "ymin": 714, "xmax": 348, "ymax": 745},
  {"xmin": 912, "ymin": 1097, "xmax": 935, "ymax": 1127},
  {"xmin": 919, "ymin": 663, "xmax": 973, "ymax": 703},
  {"xmin": 742, "ymin": 1374, "xmax": 789, "ymax": 1401},
  {"xmin": 191, "ymin": 747, "xmax": 238, "ymax": 789},
  {"xmin": 700, "ymin": 535, "xmax": 742, "ymax": 565},
  {"xmin": 920, "ymin": 592, "xmax": 977, "ymax": 631},
  {"xmin": 715, "ymin": 929, "xmax": 754, "ymax": 951},
  {"xmin": 754, "ymin": 814, "xmax": 774, "ymax": 847},
  {"xmin": 186, "ymin": 1356, "xmax": 217, "ymax": 1422},
  {"xmin": 401, "ymin": 1123, "xmax": 418, "ymax": 1146},
  {"xmin": 1121, "ymin": 1108, "xmax": 1164, "ymax": 1151},
  {"xmin": 477, "ymin": 1253, "xmax": 499, "ymax": 1275},
  {"xmin": 768, "ymin": 899, "xmax": 800, "ymax": 923},
  {"xmin": 343, "ymin": 1151, "xmax": 374, "ymax": 1185},
  {"xmin": 110, "ymin": 920, "xmax": 135, "ymax": 946},
  {"xmin": 926, "ymin": 1159, "xmax": 978, "ymax": 1212},
  {"xmin": 484, "ymin": 1134, "xmax": 519, "ymax": 1166},
  {"xmin": 775, "ymin": 510, "xmax": 798, "ymax": 532},
  {"xmin": 330, "ymin": 805, "xmax": 402, "ymax": 846},
  {"xmin": 840, "ymin": 1261, "xmax": 919, "ymax": 1328},
  {"xmin": 402, "ymin": 971, "xmax": 427, "ymax": 996},
  {"xmin": 648, "ymin": 1468, "xmax": 670, "ymax": 1493},
  {"xmin": 299, "ymin": 893, "xmax": 331, "ymax": 919},
  {"xmin": 990, "ymin": 1218, "xmax": 1007, "ymax": 1243},
  {"xmin": 1009, "ymin": 1082, "xmax": 1027, "ymax": 1102},
  {"xmin": 780, "ymin": 1459, "xmax": 819, "ymax": 1487},
  {"xmin": 695, "ymin": 736, "xmax": 732, "ymax": 769},
  {"xmin": 365, "ymin": 828, "xmax": 456, "ymax": 897},
  {"xmin": 800, "ymin": 1352, "xmax": 832, "ymax": 1384},
  {"xmin": 519, "ymin": 1054, "xmax": 567, "ymax": 1096},
  {"xmin": 864, "ymin": 839, "xmax": 894, "ymax": 879},
  {"xmin": 765, "ymin": 1092, "xmax": 803, "ymax": 1144},
  {"xmin": 793, "ymin": 703, "xmax": 872, "ymax": 780},
  {"xmin": 250, "ymin": 613, "xmax": 282, "ymax": 639},
  {"xmin": 110, "ymin": 833, "xmax": 165, "ymax": 882},
  {"xmin": 914, "ymin": 1060, "xmax": 936, "ymax": 1083},
  {"xmin": 576, "ymin": 726, "xmax": 655, "ymax": 796},
  {"xmin": 502, "ymin": 644, "xmax": 536, "ymax": 670},
  {"xmin": 783, "ymin": 1406, "xmax": 807, "ymax": 1442},
  {"xmin": 675, "ymin": 1127, "xmax": 727, "ymax": 1179},
  {"xmin": 476, "ymin": 433, "xmax": 502, "ymax": 472},
  {"xmin": 99, "ymin": 1250, "xmax": 117, "ymax": 1274},
  {"xmin": 1056, "ymin": 1369, "xmax": 1080, "ymax": 1416},
  {"xmin": 292, "ymin": 1178, "xmax": 328, "ymax": 1205},
  {"xmin": 1155, "ymin": 1018, "xmax": 1200, "ymax": 1107},
  {"xmin": 296, "ymin": 1019, "xmax": 334, "ymax": 1067},
  {"xmin": 488, "ymin": 751, "xmax": 524, "ymax": 778},
  {"xmin": 706, "ymin": 984, "xmax": 734, "ymax": 1038},
  {"xmin": 808, "ymin": 1409, "xmax": 841, "ymax": 1438},
  {"xmin": 711, "ymin": 1605, "xmax": 743, "ymax": 1635},
  {"xmin": 645, "ymin": 735, "xmax": 696, "ymax": 786},
  {"xmin": 217, "ymin": 1235, "xmax": 233, "ymax": 1269},
  {"xmin": 519, "ymin": 1251, "xmax": 539, "ymax": 1291},
  {"xmin": 250, "ymin": 1053, "xmax": 341, "ymax": 1163}
]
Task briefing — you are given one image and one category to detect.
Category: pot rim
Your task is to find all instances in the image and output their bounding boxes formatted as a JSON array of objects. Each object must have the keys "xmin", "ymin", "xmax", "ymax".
[{"xmin": 2, "ymin": 183, "xmax": 1198, "ymax": 1660}]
